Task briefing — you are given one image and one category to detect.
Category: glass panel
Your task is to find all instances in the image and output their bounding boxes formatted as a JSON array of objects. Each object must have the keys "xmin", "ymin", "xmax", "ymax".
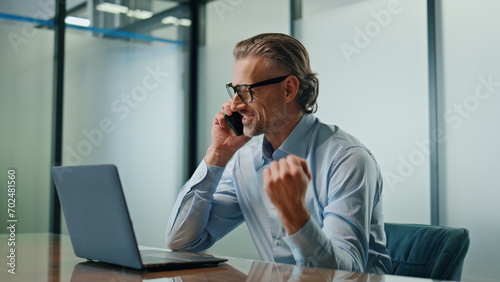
[
  {"xmin": 64, "ymin": 0, "xmax": 186, "ymax": 45},
  {"xmin": 439, "ymin": 1, "xmax": 500, "ymax": 280},
  {"xmin": 62, "ymin": 1, "xmax": 189, "ymax": 248},
  {"xmin": 0, "ymin": 18, "xmax": 54, "ymax": 233},
  {"xmin": 298, "ymin": 0, "xmax": 430, "ymax": 223},
  {"xmin": 198, "ymin": 0, "xmax": 290, "ymax": 260},
  {"xmin": 0, "ymin": 0, "xmax": 56, "ymax": 19}
]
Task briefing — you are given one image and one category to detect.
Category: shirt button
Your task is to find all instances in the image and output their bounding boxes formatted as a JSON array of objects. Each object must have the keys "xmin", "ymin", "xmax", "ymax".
[{"xmin": 274, "ymin": 239, "xmax": 280, "ymax": 245}]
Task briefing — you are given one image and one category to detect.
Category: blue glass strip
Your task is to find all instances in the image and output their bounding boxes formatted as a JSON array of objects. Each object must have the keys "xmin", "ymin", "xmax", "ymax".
[
  {"xmin": 66, "ymin": 24, "xmax": 184, "ymax": 45},
  {"xmin": 0, "ymin": 12, "xmax": 55, "ymax": 26},
  {"xmin": 0, "ymin": 12, "xmax": 184, "ymax": 45}
]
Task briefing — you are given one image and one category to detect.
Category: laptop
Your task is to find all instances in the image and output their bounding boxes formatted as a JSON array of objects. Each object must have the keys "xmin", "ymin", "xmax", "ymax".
[{"xmin": 51, "ymin": 164, "xmax": 227, "ymax": 270}]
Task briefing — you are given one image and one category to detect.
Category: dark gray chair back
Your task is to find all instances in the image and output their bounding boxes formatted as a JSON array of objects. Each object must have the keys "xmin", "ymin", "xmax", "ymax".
[{"xmin": 385, "ymin": 223, "xmax": 470, "ymax": 281}]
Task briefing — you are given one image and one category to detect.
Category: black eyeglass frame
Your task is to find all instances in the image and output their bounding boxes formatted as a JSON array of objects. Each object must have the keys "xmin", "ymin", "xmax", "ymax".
[{"xmin": 225, "ymin": 75, "xmax": 289, "ymax": 103}]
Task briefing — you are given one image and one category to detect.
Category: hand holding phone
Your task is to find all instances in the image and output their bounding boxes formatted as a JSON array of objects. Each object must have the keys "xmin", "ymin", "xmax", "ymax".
[
  {"xmin": 205, "ymin": 111, "xmax": 248, "ymax": 167},
  {"xmin": 223, "ymin": 112, "xmax": 244, "ymax": 136}
]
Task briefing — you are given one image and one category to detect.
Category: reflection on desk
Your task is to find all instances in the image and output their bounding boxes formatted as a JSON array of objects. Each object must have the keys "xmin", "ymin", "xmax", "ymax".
[
  {"xmin": 70, "ymin": 259, "xmax": 383, "ymax": 281},
  {"xmin": 71, "ymin": 261, "xmax": 246, "ymax": 281},
  {"xmin": 0, "ymin": 233, "xmax": 432, "ymax": 281}
]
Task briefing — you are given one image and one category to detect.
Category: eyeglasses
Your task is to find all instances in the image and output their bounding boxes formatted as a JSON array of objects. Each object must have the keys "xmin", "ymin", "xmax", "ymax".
[{"xmin": 225, "ymin": 75, "xmax": 289, "ymax": 103}]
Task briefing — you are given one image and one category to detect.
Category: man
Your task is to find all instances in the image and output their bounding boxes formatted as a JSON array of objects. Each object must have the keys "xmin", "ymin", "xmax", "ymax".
[{"xmin": 165, "ymin": 33, "xmax": 392, "ymax": 274}]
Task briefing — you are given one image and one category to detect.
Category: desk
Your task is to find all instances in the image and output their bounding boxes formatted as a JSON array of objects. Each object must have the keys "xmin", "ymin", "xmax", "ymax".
[{"xmin": 1, "ymin": 233, "xmax": 428, "ymax": 281}]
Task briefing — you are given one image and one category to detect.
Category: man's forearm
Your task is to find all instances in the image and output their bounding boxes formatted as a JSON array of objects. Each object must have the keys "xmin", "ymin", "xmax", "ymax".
[{"xmin": 165, "ymin": 162, "xmax": 222, "ymax": 251}]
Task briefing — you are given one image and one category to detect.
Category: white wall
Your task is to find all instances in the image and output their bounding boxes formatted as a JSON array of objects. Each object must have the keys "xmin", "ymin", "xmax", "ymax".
[
  {"xmin": 62, "ymin": 32, "xmax": 185, "ymax": 248},
  {"xmin": 299, "ymin": 0, "xmax": 430, "ymax": 224},
  {"xmin": 439, "ymin": 1, "xmax": 500, "ymax": 281}
]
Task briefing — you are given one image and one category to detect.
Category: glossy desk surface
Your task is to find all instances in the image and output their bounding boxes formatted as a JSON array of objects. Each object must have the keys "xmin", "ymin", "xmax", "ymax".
[{"xmin": 0, "ymin": 233, "xmax": 430, "ymax": 281}]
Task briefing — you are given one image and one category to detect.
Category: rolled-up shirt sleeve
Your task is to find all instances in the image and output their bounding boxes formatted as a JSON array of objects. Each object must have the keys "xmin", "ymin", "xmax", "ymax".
[
  {"xmin": 165, "ymin": 160, "xmax": 244, "ymax": 252},
  {"xmin": 283, "ymin": 147, "xmax": 383, "ymax": 273}
]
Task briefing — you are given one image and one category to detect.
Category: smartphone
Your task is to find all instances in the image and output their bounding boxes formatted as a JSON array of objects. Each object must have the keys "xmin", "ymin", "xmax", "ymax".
[{"xmin": 223, "ymin": 112, "xmax": 244, "ymax": 136}]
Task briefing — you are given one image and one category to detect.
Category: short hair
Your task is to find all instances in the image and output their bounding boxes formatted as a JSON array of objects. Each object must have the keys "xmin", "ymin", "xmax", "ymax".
[{"xmin": 233, "ymin": 33, "xmax": 319, "ymax": 114}]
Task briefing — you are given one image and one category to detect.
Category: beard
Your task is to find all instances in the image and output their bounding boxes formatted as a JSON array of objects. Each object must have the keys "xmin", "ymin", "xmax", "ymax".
[
  {"xmin": 243, "ymin": 121, "xmax": 263, "ymax": 137},
  {"xmin": 242, "ymin": 108, "xmax": 288, "ymax": 138}
]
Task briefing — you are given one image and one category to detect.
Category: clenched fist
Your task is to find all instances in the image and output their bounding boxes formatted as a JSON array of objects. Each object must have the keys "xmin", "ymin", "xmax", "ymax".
[{"xmin": 263, "ymin": 154, "xmax": 312, "ymax": 235}]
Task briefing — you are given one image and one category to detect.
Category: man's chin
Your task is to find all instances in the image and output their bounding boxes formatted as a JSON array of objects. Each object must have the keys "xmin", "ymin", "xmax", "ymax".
[
  {"xmin": 243, "ymin": 129, "xmax": 255, "ymax": 138},
  {"xmin": 243, "ymin": 126, "xmax": 262, "ymax": 138}
]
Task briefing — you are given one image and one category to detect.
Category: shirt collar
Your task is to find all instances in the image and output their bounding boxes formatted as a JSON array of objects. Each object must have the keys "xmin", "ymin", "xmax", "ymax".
[{"xmin": 262, "ymin": 114, "xmax": 317, "ymax": 161}]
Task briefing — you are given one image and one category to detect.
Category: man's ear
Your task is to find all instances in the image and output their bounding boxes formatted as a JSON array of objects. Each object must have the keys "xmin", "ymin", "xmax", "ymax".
[{"xmin": 283, "ymin": 75, "xmax": 300, "ymax": 103}]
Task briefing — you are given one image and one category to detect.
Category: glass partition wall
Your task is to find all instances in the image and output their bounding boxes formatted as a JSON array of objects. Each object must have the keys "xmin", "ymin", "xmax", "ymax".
[
  {"xmin": 0, "ymin": 8, "xmax": 55, "ymax": 233},
  {"xmin": 0, "ymin": 0, "xmax": 190, "ymax": 250},
  {"xmin": 62, "ymin": 1, "xmax": 189, "ymax": 248}
]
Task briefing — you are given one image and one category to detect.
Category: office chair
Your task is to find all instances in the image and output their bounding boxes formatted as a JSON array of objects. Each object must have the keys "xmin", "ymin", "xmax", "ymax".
[{"xmin": 384, "ymin": 223, "xmax": 470, "ymax": 281}]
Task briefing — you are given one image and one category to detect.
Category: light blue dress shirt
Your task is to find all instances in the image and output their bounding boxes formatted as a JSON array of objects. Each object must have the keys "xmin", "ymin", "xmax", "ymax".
[{"xmin": 166, "ymin": 114, "xmax": 392, "ymax": 274}]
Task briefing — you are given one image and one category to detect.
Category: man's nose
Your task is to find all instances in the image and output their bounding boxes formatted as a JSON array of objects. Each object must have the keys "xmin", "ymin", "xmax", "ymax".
[{"xmin": 230, "ymin": 94, "xmax": 246, "ymax": 112}]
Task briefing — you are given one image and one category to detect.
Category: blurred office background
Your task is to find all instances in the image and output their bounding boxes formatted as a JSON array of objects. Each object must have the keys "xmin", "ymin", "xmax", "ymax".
[{"xmin": 0, "ymin": 1, "xmax": 498, "ymax": 281}]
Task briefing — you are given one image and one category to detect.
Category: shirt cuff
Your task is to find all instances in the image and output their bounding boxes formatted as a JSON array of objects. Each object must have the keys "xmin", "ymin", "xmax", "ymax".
[
  {"xmin": 187, "ymin": 160, "xmax": 225, "ymax": 193},
  {"xmin": 283, "ymin": 217, "xmax": 327, "ymax": 265}
]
